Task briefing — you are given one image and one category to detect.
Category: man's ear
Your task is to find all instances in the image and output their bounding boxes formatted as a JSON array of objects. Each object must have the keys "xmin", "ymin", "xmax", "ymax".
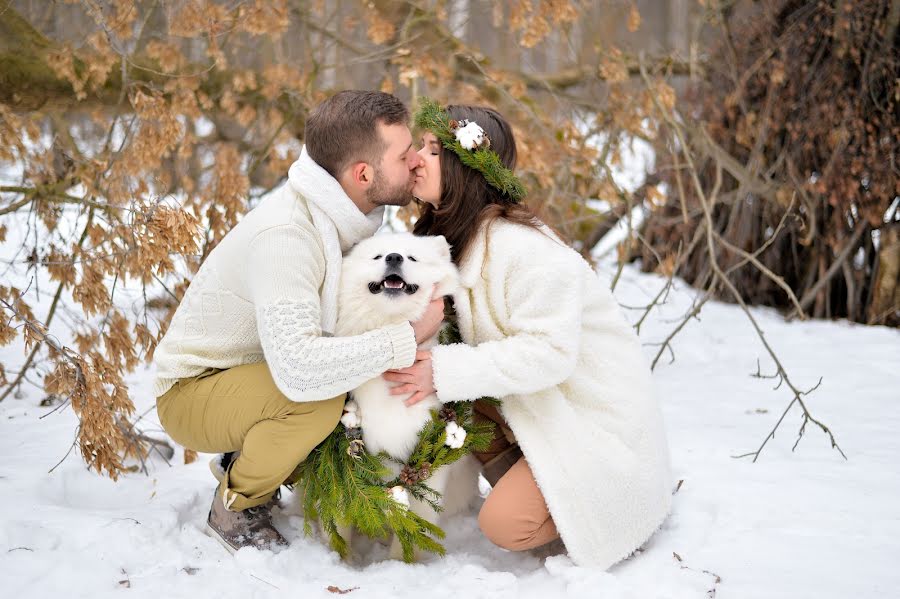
[{"xmin": 349, "ymin": 162, "xmax": 374, "ymax": 188}]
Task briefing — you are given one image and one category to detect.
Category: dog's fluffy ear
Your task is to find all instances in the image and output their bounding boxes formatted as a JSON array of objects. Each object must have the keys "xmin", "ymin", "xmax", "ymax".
[
  {"xmin": 431, "ymin": 235, "xmax": 459, "ymax": 297},
  {"xmin": 432, "ymin": 235, "xmax": 452, "ymax": 261}
]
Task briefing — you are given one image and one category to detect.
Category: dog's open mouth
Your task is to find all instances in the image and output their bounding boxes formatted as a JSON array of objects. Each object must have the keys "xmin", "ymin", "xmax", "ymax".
[{"xmin": 368, "ymin": 274, "xmax": 420, "ymax": 295}]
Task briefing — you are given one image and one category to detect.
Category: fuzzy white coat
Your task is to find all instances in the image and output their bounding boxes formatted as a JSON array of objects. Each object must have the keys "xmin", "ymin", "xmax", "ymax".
[
  {"xmin": 430, "ymin": 220, "xmax": 673, "ymax": 570},
  {"xmin": 335, "ymin": 233, "xmax": 480, "ymax": 558}
]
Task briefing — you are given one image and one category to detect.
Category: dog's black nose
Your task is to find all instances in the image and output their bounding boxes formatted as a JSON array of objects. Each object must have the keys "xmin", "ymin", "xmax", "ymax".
[{"xmin": 385, "ymin": 253, "xmax": 403, "ymax": 265}]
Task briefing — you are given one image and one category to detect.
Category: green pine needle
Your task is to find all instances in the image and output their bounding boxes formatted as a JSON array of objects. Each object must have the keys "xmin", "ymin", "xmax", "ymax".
[{"xmin": 288, "ymin": 289, "xmax": 504, "ymax": 562}]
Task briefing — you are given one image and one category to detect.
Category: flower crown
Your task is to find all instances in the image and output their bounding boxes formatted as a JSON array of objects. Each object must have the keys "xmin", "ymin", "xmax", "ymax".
[{"xmin": 413, "ymin": 97, "xmax": 526, "ymax": 202}]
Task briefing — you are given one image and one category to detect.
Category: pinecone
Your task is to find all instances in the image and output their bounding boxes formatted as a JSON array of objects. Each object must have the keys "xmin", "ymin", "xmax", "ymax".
[
  {"xmin": 399, "ymin": 464, "xmax": 419, "ymax": 485},
  {"xmin": 344, "ymin": 426, "xmax": 363, "ymax": 441},
  {"xmin": 346, "ymin": 439, "xmax": 365, "ymax": 460},
  {"xmin": 417, "ymin": 462, "xmax": 432, "ymax": 481},
  {"xmin": 438, "ymin": 406, "xmax": 457, "ymax": 423},
  {"xmin": 448, "ymin": 119, "xmax": 459, "ymax": 131}
]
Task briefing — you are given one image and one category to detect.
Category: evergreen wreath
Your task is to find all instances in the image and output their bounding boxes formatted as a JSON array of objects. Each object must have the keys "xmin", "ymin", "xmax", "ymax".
[
  {"xmin": 413, "ymin": 97, "xmax": 527, "ymax": 202},
  {"xmin": 288, "ymin": 312, "xmax": 499, "ymax": 562}
]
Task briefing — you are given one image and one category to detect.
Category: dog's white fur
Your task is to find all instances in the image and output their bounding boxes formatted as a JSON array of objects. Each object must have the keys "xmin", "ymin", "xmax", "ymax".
[{"xmin": 335, "ymin": 233, "xmax": 480, "ymax": 560}]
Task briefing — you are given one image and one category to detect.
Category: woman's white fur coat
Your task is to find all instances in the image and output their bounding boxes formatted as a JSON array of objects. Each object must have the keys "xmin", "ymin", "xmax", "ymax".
[{"xmin": 430, "ymin": 220, "xmax": 673, "ymax": 569}]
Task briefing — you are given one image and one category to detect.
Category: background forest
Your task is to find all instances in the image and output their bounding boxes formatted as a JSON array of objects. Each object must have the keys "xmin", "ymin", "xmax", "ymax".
[
  {"xmin": 2, "ymin": 3, "xmax": 899, "ymax": 598},
  {"xmin": 0, "ymin": 0, "xmax": 896, "ymax": 489}
]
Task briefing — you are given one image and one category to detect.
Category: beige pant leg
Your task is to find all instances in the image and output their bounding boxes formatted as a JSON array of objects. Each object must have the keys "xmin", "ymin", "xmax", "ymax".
[
  {"xmin": 478, "ymin": 458, "xmax": 560, "ymax": 551},
  {"xmin": 156, "ymin": 363, "xmax": 344, "ymax": 510}
]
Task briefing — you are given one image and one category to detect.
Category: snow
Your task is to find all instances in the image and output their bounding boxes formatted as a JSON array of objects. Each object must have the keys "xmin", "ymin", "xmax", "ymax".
[{"xmin": 1, "ymin": 256, "xmax": 898, "ymax": 598}]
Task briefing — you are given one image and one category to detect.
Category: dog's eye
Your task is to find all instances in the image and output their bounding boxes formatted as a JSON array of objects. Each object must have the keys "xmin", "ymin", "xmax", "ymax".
[
  {"xmin": 407, "ymin": 256, "xmax": 417, "ymax": 262},
  {"xmin": 373, "ymin": 255, "xmax": 382, "ymax": 260}
]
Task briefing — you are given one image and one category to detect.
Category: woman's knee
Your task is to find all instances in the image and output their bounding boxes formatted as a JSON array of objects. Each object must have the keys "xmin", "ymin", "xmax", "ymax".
[
  {"xmin": 478, "ymin": 495, "xmax": 526, "ymax": 550},
  {"xmin": 478, "ymin": 466, "xmax": 558, "ymax": 551},
  {"xmin": 479, "ymin": 502, "xmax": 557, "ymax": 551}
]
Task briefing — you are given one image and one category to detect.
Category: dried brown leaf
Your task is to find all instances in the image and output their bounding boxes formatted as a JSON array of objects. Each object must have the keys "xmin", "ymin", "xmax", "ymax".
[{"xmin": 627, "ymin": 5, "xmax": 641, "ymax": 32}]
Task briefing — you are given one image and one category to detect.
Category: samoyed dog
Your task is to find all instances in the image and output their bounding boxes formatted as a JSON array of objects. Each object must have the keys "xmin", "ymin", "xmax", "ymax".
[{"xmin": 336, "ymin": 232, "xmax": 480, "ymax": 559}]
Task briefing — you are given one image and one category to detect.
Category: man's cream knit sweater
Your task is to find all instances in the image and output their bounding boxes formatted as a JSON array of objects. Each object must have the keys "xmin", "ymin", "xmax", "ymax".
[{"xmin": 152, "ymin": 149, "xmax": 418, "ymax": 401}]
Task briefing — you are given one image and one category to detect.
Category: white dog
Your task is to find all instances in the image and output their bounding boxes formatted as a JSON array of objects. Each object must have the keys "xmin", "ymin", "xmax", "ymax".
[{"xmin": 335, "ymin": 232, "xmax": 480, "ymax": 559}]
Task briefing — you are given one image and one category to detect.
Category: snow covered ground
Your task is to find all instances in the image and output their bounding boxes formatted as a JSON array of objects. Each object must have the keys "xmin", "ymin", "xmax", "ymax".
[{"xmin": 1, "ymin": 257, "xmax": 898, "ymax": 598}]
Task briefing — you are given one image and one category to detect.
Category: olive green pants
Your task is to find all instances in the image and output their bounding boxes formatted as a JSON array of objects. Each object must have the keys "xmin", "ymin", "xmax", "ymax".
[{"xmin": 156, "ymin": 363, "xmax": 345, "ymax": 511}]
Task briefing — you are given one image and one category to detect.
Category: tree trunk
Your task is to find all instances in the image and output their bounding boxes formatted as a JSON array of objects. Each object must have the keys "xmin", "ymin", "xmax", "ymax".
[{"xmin": 869, "ymin": 225, "xmax": 900, "ymax": 325}]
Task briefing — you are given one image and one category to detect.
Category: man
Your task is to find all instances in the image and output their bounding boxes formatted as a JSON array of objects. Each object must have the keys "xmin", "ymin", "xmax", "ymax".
[{"xmin": 153, "ymin": 91, "xmax": 443, "ymax": 552}]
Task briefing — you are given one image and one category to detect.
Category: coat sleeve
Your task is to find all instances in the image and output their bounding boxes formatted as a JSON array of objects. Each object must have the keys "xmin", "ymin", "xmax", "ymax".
[
  {"xmin": 431, "ymin": 234, "xmax": 585, "ymax": 403},
  {"xmin": 247, "ymin": 225, "xmax": 417, "ymax": 402}
]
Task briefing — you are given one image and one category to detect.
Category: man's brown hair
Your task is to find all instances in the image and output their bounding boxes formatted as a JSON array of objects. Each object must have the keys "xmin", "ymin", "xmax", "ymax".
[{"xmin": 304, "ymin": 90, "xmax": 409, "ymax": 178}]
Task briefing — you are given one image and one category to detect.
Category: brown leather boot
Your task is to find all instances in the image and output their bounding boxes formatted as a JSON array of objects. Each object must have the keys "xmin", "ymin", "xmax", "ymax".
[{"xmin": 206, "ymin": 489, "xmax": 288, "ymax": 553}]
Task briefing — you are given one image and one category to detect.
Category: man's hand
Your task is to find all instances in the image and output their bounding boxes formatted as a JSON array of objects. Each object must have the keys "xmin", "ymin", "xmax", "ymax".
[
  {"xmin": 383, "ymin": 350, "xmax": 435, "ymax": 406},
  {"xmin": 410, "ymin": 291, "xmax": 444, "ymax": 344}
]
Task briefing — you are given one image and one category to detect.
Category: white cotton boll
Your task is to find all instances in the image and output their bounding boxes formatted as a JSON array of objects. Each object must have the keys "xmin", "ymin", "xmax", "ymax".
[
  {"xmin": 444, "ymin": 421, "xmax": 467, "ymax": 448},
  {"xmin": 341, "ymin": 399, "xmax": 361, "ymax": 428},
  {"xmin": 340, "ymin": 411, "xmax": 360, "ymax": 429},
  {"xmin": 388, "ymin": 486, "xmax": 410, "ymax": 510},
  {"xmin": 451, "ymin": 431, "xmax": 466, "ymax": 448},
  {"xmin": 455, "ymin": 121, "xmax": 486, "ymax": 150}
]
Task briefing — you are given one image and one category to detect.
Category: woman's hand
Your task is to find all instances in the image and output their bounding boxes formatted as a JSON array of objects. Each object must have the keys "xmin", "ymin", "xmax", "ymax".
[
  {"xmin": 410, "ymin": 289, "xmax": 444, "ymax": 344},
  {"xmin": 384, "ymin": 350, "xmax": 435, "ymax": 406}
]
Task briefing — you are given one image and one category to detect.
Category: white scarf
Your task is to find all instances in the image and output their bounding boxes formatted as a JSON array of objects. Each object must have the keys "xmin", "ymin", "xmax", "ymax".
[{"xmin": 287, "ymin": 147, "xmax": 384, "ymax": 334}]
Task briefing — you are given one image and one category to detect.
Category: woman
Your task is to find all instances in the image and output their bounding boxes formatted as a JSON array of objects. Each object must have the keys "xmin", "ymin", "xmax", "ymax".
[{"xmin": 383, "ymin": 100, "xmax": 672, "ymax": 570}]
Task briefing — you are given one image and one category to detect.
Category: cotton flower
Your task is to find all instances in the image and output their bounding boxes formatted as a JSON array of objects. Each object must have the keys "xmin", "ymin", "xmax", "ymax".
[
  {"xmin": 341, "ymin": 400, "xmax": 361, "ymax": 429},
  {"xmin": 444, "ymin": 421, "xmax": 467, "ymax": 449},
  {"xmin": 388, "ymin": 485, "xmax": 410, "ymax": 510},
  {"xmin": 454, "ymin": 120, "xmax": 487, "ymax": 150},
  {"xmin": 340, "ymin": 412, "xmax": 360, "ymax": 429}
]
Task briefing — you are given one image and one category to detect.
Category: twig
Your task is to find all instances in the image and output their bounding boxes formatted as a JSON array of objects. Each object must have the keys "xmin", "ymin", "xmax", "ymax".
[
  {"xmin": 632, "ymin": 239, "xmax": 686, "ymax": 335},
  {"xmin": 790, "ymin": 223, "xmax": 868, "ymax": 318},
  {"xmin": 249, "ymin": 574, "xmax": 280, "ymax": 590},
  {"xmin": 714, "ymin": 232, "xmax": 806, "ymax": 318},
  {"xmin": 650, "ymin": 290, "xmax": 713, "ymax": 370},
  {"xmin": 0, "ymin": 186, "xmax": 134, "ymax": 215},
  {"xmin": 610, "ymin": 188, "xmax": 636, "ymax": 293},
  {"xmin": 638, "ymin": 54, "xmax": 843, "ymax": 461},
  {"xmin": 1, "ymin": 211, "xmax": 94, "ymax": 402},
  {"xmin": 632, "ymin": 223, "xmax": 707, "ymax": 336},
  {"xmin": 48, "ymin": 425, "xmax": 81, "ymax": 474}
]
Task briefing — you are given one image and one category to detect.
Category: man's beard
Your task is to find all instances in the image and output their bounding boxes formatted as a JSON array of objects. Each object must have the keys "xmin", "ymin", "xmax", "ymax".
[{"xmin": 366, "ymin": 169, "xmax": 415, "ymax": 208}]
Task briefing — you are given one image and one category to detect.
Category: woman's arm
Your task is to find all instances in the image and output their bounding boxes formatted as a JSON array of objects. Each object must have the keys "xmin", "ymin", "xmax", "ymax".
[{"xmin": 390, "ymin": 233, "xmax": 587, "ymax": 403}]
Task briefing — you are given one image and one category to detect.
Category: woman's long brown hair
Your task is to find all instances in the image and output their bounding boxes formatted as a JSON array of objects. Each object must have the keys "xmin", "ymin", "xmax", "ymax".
[{"xmin": 413, "ymin": 105, "xmax": 542, "ymax": 265}]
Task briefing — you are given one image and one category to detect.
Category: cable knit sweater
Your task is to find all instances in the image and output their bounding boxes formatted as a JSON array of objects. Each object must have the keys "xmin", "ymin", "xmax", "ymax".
[{"xmin": 152, "ymin": 148, "xmax": 418, "ymax": 401}]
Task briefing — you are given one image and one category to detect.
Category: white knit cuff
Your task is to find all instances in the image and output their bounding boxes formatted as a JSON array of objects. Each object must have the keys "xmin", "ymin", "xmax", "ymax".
[
  {"xmin": 430, "ymin": 343, "xmax": 472, "ymax": 403},
  {"xmin": 385, "ymin": 322, "xmax": 417, "ymax": 369}
]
